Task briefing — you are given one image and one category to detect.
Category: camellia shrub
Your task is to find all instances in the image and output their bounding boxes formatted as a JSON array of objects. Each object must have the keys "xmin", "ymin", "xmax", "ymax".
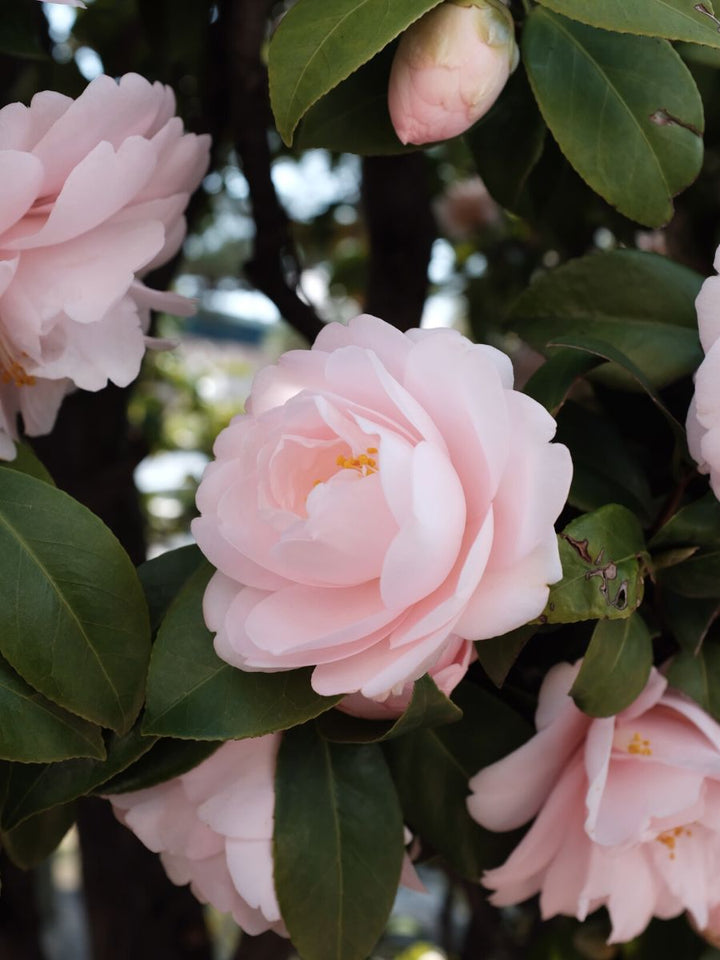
[{"xmin": 6, "ymin": 1, "xmax": 720, "ymax": 959}]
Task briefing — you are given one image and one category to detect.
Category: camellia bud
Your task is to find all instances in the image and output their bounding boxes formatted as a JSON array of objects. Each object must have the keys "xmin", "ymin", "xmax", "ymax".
[{"xmin": 388, "ymin": 0, "xmax": 519, "ymax": 146}]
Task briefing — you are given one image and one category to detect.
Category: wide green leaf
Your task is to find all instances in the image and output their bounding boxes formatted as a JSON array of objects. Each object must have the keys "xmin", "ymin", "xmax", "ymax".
[
  {"xmin": 0, "ymin": 656, "xmax": 105, "ymax": 764},
  {"xmin": 465, "ymin": 66, "xmax": 547, "ymax": 213},
  {"xmin": 570, "ymin": 614, "xmax": 654, "ymax": 716},
  {"xmin": 269, "ymin": 0, "xmax": 444, "ymax": 144},
  {"xmin": 536, "ymin": 0, "xmax": 720, "ymax": 48},
  {"xmin": 650, "ymin": 493, "xmax": 720, "ymax": 551},
  {"xmin": 657, "ymin": 549, "xmax": 720, "ymax": 597},
  {"xmin": 667, "ymin": 644, "xmax": 720, "ymax": 721},
  {"xmin": 143, "ymin": 562, "xmax": 341, "ymax": 739},
  {"xmin": 137, "ymin": 543, "xmax": 204, "ymax": 634},
  {"xmin": 98, "ymin": 739, "xmax": 219, "ymax": 796},
  {"xmin": 385, "ymin": 682, "xmax": 530, "ymax": 879},
  {"xmin": 546, "ymin": 505, "xmax": 648, "ymax": 623},
  {"xmin": 508, "ymin": 250, "xmax": 703, "ymax": 389},
  {"xmin": 523, "ymin": 350, "xmax": 603, "ymax": 415},
  {"xmin": 523, "ymin": 10, "xmax": 704, "ymax": 226},
  {"xmin": 556, "ymin": 402, "xmax": 656, "ymax": 525},
  {"xmin": 297, "ymin": 45, "xmax": 413, "ymax": 155},
  {"xmin": 274, "ymin": 725, "xmax": 404, "ymax": 960},
  {"xmin": 475, "ymin": 625, "xmax": 536, "ymax": 688},
  {"xmin": 2, "ymin": 802, "xmax": 76, "ymax": 870},
  {"xmin": 662, "ymin": 591, "xmax": 720, "ymax": 655},
  {"xmin": 0, "ymin": 470, "xmax": 151, "ymax": 733},
  {"xmin": 316, "ymin": 674, "xmax": 462, "ymax": 744},
  {"xmin": 0, "ymin": 443, "xmax": 54, "ymax": 485},
  {"xmin": 0, "ymin": 725, "xmax": 156, "ymax": 830}
]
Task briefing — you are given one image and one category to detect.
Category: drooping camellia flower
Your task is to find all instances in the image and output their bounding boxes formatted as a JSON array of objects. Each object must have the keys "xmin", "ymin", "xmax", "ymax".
[
  {"xmin": 388, "ymin": 0, "xmax": 519, "ymax": 146},
  {"xmin": 108, "ymin": 733, "xmax": 424, "ymax": 933},
  {"xmin": 193, "ymin": 313, "xmax": 572, "ymax": 710},
  {"xmin": 0, "ymin": 72, "xmax": 210, "ymax": 459},
  {"xmin": 468, "ymin": 663, "xmax": 720, "ymax": 943},
  {"xmin": 687, "ymin": 246, "xmax": 720, "ymax": 497},
  {"xmin": 109, "ymin": 736, "xmax": 287, "ymax": 937}
]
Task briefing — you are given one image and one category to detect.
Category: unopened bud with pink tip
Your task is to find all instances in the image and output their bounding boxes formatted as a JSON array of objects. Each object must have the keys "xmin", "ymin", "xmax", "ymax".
[{"xmin": 389, "ymin": 0, "xmax": 518, "ymax": 146}]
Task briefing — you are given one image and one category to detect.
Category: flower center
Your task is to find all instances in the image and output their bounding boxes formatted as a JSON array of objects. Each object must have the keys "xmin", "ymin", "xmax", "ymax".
[
  {"xmin": 335, "ymin": 446, "xmax": 379, "ymax": 477},
  {"xmin": 627, "ymin": 732, "xmax": 652, "ymax": 756},
  {"xmin": 656, "ymin": 826, "xmax": 692, "ymax": 860}
]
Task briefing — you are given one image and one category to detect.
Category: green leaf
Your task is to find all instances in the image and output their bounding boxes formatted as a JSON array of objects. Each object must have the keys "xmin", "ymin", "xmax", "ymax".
[
  {"xmin": 465, "ymin": 65, "xmax": 547, "ymax": 213},
  {"xmin": 297, "ymin": 45, "xmax": 413, "ymax": 155},
  {"xmin": 274, "ymin": 725, "xmax": 404, "ymax": 960},
  {"xmin": 536, "ymin": 0, "xmax": 720, "ymax": 49},
  {"xmin": 508, "ymin": 250, "xmax": 703, "ymax": 389},
  {"xmin": 316, "ymin": 674, "xmax": 462, "ymax": 744},
  {"xmin": 137, "ymin": 544, "xmax": 203, "ymax": 635},
  {"xmin": 143, "ymin": 562, "xmax": 341, "ymax": 739},
  {"xmin": 0, "ymin": 656, "xmax": 105, "ymax": 764},
  {"xmin": 268, "ymin": 0, "xmax": 444, "ymax": 144},
  {"xmin": 570, "ymin": 614, "xmax": 654, "ymax": 716},
  {"xmin": 523, "ymin": 350, "xmax": 603, "ymax": 415},
  {"xmin": 546, "ymin": 505, "xmax": 648, "ymax": 624},
  {"xmin": 385, "ymin": 682, "xmax": 530, "ymax": 879},
  {"xmin": 0, "ymin": 471, "xmax": 151, "ymax": 734},
  {"xmin": 2, "ymin": 803, "xmax": 76, "ymax": 870},
  {"xmin": 662, "ymin": 591, "xmax": 720, "ymax": 655},
  {"xmin": 650, "ymin": 493, "xmax": 720, "ymax": 551},
  {"xmin": 522, "ymin": 10, "xmax": 704, "ymax": 226},
  {"xmin": 667, "ymin": 643, "xmax": 720, "ymax": 720},
  {"xmin": 657, "ymin": 549, "xmax": 720, "ymax": 597},
  {"xmin": 545, "ymin": 335, "xmax": 687, "ymax": 451},
  {"xmin": 0, "ymin": 444, "xmax": 54, "ymax": 485},
  {"xmin": 98, "ymin": 739, "xmax": 219, "ymax": 795},
  {"xmin": 475, "ymin": 624, "xmax": 536, "ymax": 688},
  {"xmin": 556, "ymin": 402, "xmax": 656, "ymax": 525},
  {"xmin": 0, "ymin": 725, "xmax": 156, "ymax": 830}
]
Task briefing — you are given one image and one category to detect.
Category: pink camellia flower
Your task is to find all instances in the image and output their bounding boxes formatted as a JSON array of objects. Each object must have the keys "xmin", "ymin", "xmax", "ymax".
[
  {"xmin": 108, "ymin": 733, "xmax": 424, "ymax": 933},
  {"xmin": 0, "ymin": 72, "xmax": 210, "ymax": 459},
  {"xmin": 468, "ymin": 663, "xmax": 720, "ymax": 943},
  {"xmin": 193, "ymin": 313, "xmax": 572, "ymax": 711},
  {"xmin": 109, "ymin": 736, "xmax": 287, "ymax": 937},
  {"xmin": 388, "ymin": 0, "xmax": 519, "ymax": 146},
  {"xmin": 687, "ymin": 246, "xmax": 720, "ymax": 497},
  {"xmin": 434, "ymin": 175, "xmax": 502, "ymax": 240},
  {"xmin": 36, "ymin": 0, "xmax": 85, "ymax": 7}
]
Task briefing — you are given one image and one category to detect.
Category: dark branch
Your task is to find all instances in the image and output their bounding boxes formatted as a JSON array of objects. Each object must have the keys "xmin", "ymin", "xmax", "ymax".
[
  {"xmin": 220, "ymin": 0, "xmax": 323, "ymax": 345},
  {"xmin": 362, "ymin": 153, "xmax": 436, "ymax": 331}
]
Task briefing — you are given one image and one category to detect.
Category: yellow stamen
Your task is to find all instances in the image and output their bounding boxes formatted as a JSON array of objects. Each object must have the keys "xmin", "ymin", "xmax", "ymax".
[
  {"xmin": 335, "ymin": 447, "xmax": 379, "ymax": 477},
  {"xmin": 627, "ymin": 732, "xmax": 652, "ymax": 756},
  {"xmin": 656, "ymin": 826, "xmax": 692, "ymax": 860}
]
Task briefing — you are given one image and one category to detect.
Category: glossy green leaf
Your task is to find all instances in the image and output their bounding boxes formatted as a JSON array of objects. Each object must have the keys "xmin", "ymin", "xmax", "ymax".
[
  {"xmin": 667, "ymin": 643, "xmax": 720, "ymax": 721},
  {"xmin": 316, "ymin": 674, "xmax": 462, "ymax": 744},
  {"xmin": 386, "ymin": 683, "xmax": 530, "ymax": 879},
  {"xmin": 509, "ymin": 250, "xmax": 703, "ymax": 389},
  {"xmin": 651, "ymin": 493, "xmax": 720, "ymax": 551},
  {"xmin": 0, "ymin": 470, "xmax": 151, "ymax": 733},
  {"xmin": 475, "ymin": 625, "xmax": 536, "ymax": 688},
  {"xmin": 662, "ymin": 591, "xmax": 720, "ymax": 655},
  {"xmin": 536, "ymin": 0, "xmax": 720, "ymax": 48},
  {"xmin": 570, "ymin": 614, "xmax": 654, "ymax": 716},
  {"xmin": 297, "ymin": 45, "xmax": 413, "ymax": 155},
  {"xmin": 657, "ymin": 549, "xmax": 720, "ymax": 597},
  {"xmin": 137, "ymin": 544, "xmax": 204, "ymax": 634},
  {"xmin": 2, "ymin": 803, "xmax": 76, "ymax": 870},
  {"xmin": 523, "ymin": 349, "xmax": 603, "ymax": 415},
  {"xmin": 523, "ymin": 10, "xmax": 704, "ymax": 226},
  {"xmin": 143, "ymin": 562, "xmax": 341, "ymax": 739},
  {"xmin": 0, "ymin": 725, "xmax": 156, "ymax": 830},
  {"xmin": 274, "ymin": 725, "xmax": 404, "ymax": 960},
  {"xmin": 546, "ymin": 505, "xmax": 648, "ymax": 624},
  {"xmin": 0, "ymin": 444, "xmax": 54, "ymax": 485},
  {"xmin": 465, "ymin": 66, "xmax": 547, "ymax": 213},
  {"xmin": 99, "ymin": 739, "xmax": 218, "ymax": 795},
  {"xmin": 0, "ymin": 657, "xmax": 105, "ymax": 764},
  {"xmin": 269, "ymin": 0, "xmax": 444, "ymax": 144},
  {"xmin": 556, "ymin": 402, "xmax": 656, "ymax": 525}
]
